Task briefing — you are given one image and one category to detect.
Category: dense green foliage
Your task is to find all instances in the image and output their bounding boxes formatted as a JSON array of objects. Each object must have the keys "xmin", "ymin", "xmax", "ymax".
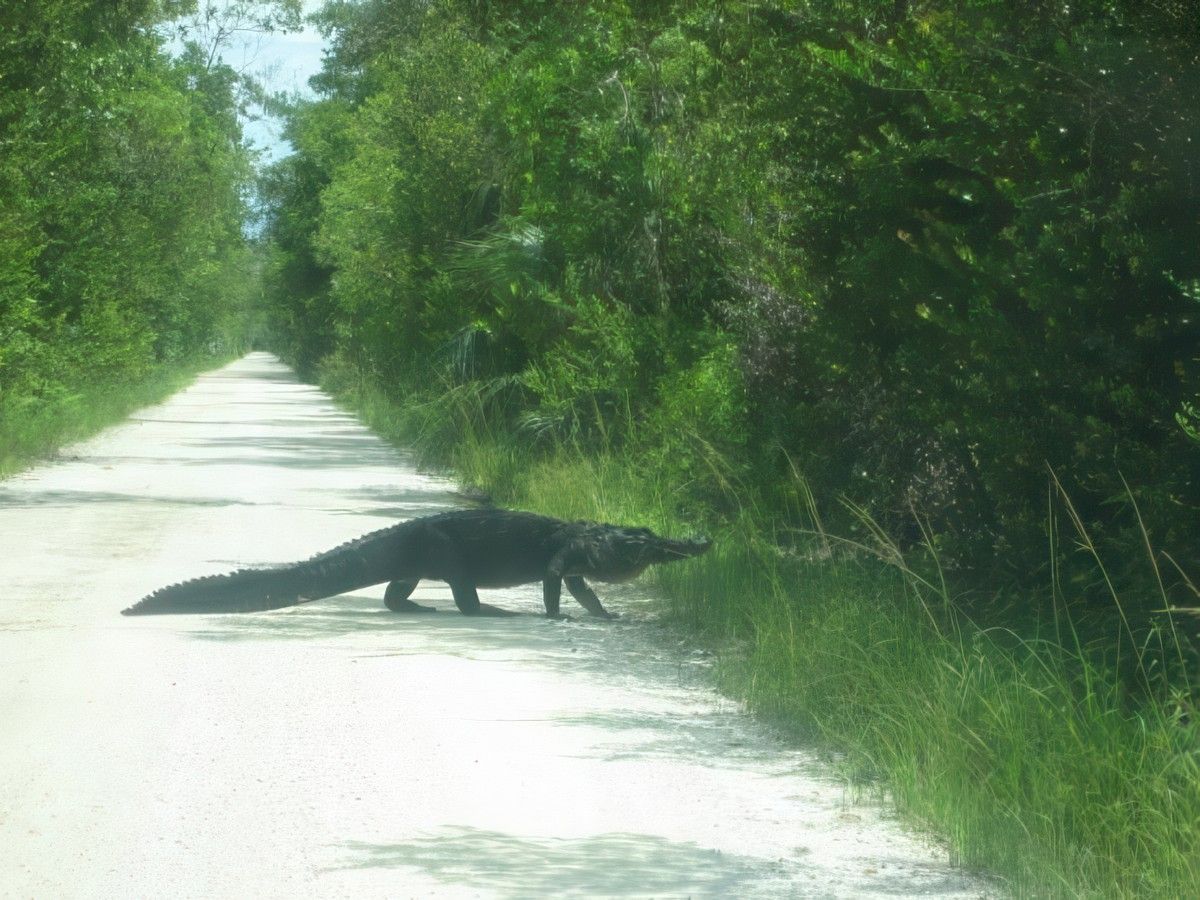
[
  {"xmin": 265, "ymin": 0, "xmax": 1199, "ymax": 612},
  {"xmin": 0, "ymin": 0, "xmax": 265, "ymax": 463}
]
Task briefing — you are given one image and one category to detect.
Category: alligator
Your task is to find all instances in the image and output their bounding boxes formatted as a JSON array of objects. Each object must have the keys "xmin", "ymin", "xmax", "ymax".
[{"xmin": 121, "ymin": 508, "xmax": 712, "ymax": 618}]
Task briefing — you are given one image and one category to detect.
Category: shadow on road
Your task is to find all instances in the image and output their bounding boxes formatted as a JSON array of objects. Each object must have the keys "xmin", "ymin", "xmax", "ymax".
[{"xmin": 331, "ymin": 827, "xmax": 768, "ymax": 897}]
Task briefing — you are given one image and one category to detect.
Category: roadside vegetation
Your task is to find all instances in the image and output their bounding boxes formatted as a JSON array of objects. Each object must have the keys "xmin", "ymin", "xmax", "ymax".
[
  {"xmin": 0, "ymin": 1, "xmax": 294, "ymax": 472},
  {"xmin": 320, "ymin": 355, "xmax": 1200, "ymax": 897},
  {"xmin": 0, "ymin": 354, "xmax": 238, "ymax": 477},
  {"xmin": 260, "ymin": 2, "xmax": 1200, "ymax": 893}
]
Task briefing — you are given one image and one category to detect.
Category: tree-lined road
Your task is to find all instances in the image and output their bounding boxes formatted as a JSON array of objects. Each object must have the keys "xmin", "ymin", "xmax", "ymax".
[{"xmin": 0, "ymin": 354, "xmax": 987, "ymax": 898}]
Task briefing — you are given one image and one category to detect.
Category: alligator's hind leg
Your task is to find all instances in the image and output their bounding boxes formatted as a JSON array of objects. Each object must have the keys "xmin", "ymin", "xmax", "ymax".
[
  {"xmin": 449, "ymin": 582, "xmax": 517, "ymax": 617},
  {"xmin": 419, "ymin": 524, "xmax": 515, "ymax": 616},
  {"xmin": 384, "ymin": 579, "xmax": 435, "ymax": 613}
]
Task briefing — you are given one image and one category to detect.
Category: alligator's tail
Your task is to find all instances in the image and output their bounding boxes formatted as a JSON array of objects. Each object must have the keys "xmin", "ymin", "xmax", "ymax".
[{"xmin": 122, "ymin": 524, "xmax": 409, "ymax": 615}]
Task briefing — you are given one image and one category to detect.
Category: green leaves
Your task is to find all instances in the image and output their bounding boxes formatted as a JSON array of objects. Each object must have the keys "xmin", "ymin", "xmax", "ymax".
[
  {"xmin": 264, "ymin": 0, "xmax": 1200, "ymax": 593},
  {"xmin": 0, "ymin": 0, "xmax": 256, "ymax": 404}
]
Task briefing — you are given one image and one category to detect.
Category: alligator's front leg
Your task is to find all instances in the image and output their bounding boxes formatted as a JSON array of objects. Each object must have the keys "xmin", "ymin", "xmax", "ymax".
[
  {"xmin": 564, "ymin": 575, "xmax": 614, "ymax": 618},
  {"xmin": 542, "ymin": 573, "xmax": 564, "ymax": 618},
  {"xmin": 541, "ymin": 569, "xmax": 612, "ymax": 619},
  {"xmin": 542, "ymin": 546, "xmax": 582, "ymax": 618}
]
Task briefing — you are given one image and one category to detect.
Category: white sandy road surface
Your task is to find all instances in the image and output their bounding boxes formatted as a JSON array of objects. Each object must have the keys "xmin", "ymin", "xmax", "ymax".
[{"xmin": 0, "ymin": 353, "xmax": 994, "ymax": 898}]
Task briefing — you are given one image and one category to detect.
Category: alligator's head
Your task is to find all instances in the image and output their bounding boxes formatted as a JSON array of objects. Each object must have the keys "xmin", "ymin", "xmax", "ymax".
[{"xmin": 580, "ymin": 523, "xmax": 712, "ymax": 583}]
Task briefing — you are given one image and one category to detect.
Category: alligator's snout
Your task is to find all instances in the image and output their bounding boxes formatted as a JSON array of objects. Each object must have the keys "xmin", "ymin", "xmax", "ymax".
[{"xmin": 655, "ymin": 534, "xmax": 713, "ymax": 561}]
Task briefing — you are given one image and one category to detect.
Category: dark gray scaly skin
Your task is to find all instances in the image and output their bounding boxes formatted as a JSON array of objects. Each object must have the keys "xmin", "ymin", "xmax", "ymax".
[{"xmin": 121, "ymin": 509, "xmax": 712, "ymax": 618}]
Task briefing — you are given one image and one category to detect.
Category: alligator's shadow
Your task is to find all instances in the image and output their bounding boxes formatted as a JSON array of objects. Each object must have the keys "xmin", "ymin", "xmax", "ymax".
[
  {"xmin": 183, "ymin": 592, "xmax": 567, "ymax": 644},
  {"xmin": 327, "ymin": 826, "xmax": 982, "ymax": 898},
  {"xmin": 181, "ymin": 589, "xmax": 696, "ymax": 679},
  {"xmin": 179, "ymin": 593, "xmax": 783, "ymax": 772}
]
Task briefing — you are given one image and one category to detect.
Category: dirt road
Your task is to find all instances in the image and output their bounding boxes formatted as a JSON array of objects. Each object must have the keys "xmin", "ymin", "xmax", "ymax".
[{"xmin": 0, "ymin": 353, "xmax": 989, "ymax": 898}]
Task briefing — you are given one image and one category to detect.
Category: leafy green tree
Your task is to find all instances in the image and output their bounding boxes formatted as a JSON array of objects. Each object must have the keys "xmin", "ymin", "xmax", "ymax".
[{"xmin": 1, "ymin": 0, "xmax": 272, "ymax": 415}]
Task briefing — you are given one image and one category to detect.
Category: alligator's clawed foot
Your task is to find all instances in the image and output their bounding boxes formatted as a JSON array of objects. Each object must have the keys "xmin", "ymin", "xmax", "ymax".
[
  {"xmin": 384, "ymin": 598, "xmax": 438, "ymax": 613},
  {"xmin": 474, "ymin": 602, "xmax": 519, "ymax": 617}
]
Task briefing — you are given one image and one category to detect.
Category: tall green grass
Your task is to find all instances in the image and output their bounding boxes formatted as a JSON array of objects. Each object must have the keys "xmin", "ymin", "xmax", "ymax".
[
  {"xmin": 322, "ymin": 357, "xmax": 1200, "ymax": 897},
  {"xmin": 662, "ymin": 537, "xmax": 1200, "ymax": 896},
  {"xmin": 0, "ymin": 356, "xmax": 231, "ymax": 477}
]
